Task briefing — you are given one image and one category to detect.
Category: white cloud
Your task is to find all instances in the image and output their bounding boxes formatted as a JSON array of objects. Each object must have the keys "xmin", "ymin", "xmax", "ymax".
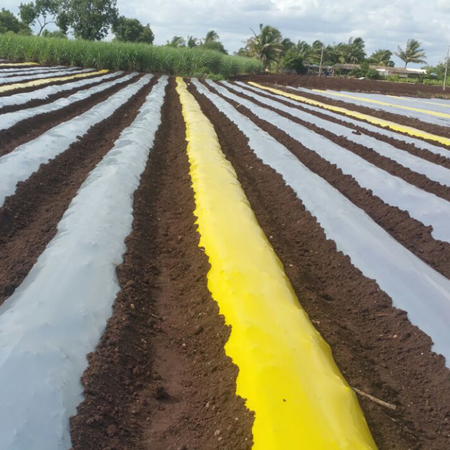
[{"xmin": 3, "ymin": 0, "xmax": 450, "ymax": 66}]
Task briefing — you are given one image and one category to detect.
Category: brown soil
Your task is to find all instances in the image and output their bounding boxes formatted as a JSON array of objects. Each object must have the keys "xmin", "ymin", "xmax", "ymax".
[
  {"xmin": 0, "ymin": 73, "xmax": 126, "ymax": 115},
  {"xmin": 0, "ymin": 76, "xmax": 157, "ymax": 306},
  {"xmin": 189, "ymin": 80, "xmax": 450, "ymax": 450},
  {"xmin": 70, "ymin": 78, "xmax": 254, "ymax": 450},
  {"xmin": 0, "ymin": 70, "xmax": 109, "ymax": 98},
  {"xmin": 2, "ymin": 68, "xmax": 450, "ymax": 450},
  {"xmin": 231, "ymin": 81, "xmax": 450, "ymax": 170},
  {"xmin": 267, "ymin": 84, "xmax": 450, "ymax": 141},
  {"xmin": 226, "ymin": 81, "xmax": 450, "ymax": 202},
  {"xmin": 0, "ymin": 74, "xmax": 140, "ymax": 157},
  {"xmin": 200, "ymin": 80, "xmax": 450, "ymax": 281},
  {"xmin": 0, "ymin": 67, "xmax": 83, "ymax": 80},
  {"xmin": 234, "ymin": 74, "xmax": 450, "ymax": 99}
]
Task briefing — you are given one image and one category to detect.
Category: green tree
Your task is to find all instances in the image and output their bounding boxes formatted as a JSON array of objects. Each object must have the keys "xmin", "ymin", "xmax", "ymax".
[
  {"xmin": 200, "ymin": 30, "xmax": 227, "ymax": 53},
  {"xmin": 61, "ymin": 0, "xmax": 118, "ymax": 40},
  {"xmin": 323, "ymin": 43, "xmax": 342, "ymax": 65},
  {"xmin": 236, "ymin": 46, "xmax": 250, "ymax": 57},
  {"xmin": 281, "ymin": 47, "xmax": 305, "ymax": 74},
  {"xmin": 296, "ymin": 40, "xmax": 312, "ymax": 62},
  {"xmin": 423, "ymin": 63, "xmax": 446, "ymax": 78},
  {"xmin": 112, "ymin": 17, "xmax": 154, "ymax": 44},
  {"xmin": 42, "ymin": 28, "xmax": 66, "ymax": 38},
  {"xmin": 19, "ymin": 0, "xmax": 62, "ymax": 35},
  {"xmin": 247, "ymin": 24, "xmax": 283, "ymax": 69},
  {"xmin": 204, "ymin": 30, "xmax": 219, "ymax": 44},
  {"xmin": 395, "ymin": 39, "xmax": 427, "ymax": 67},
  {"xmin": 368, "ymin": 49, "xmax": 394, "ymax": 66},
  {"xmin": 339, "ymin": 37, "xmax": 366, "ymax": 64},
  {"xmin": 309, "ymin": 40, "xmax": 324, "ymax": 64},
  {"xmin": 281, "ymin": 37, "xmax": 295, "ymax": 52},
  {"xmin": 166, "ymin": 36, "xmax": 185, "ymax": 47},
  {"xmin": 0, "ymin": 8, "xmax": 31, "ymax": 34},
  {"xmin": 187, "ymin": 36, "xmax": 198, "ymax": 48}
]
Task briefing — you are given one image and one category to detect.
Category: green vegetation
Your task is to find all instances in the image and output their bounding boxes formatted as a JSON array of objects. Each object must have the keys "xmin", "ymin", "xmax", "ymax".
[
  {"xmin": 395, "ymin": 39, "xmax": 427, "ymax": 68},
  {"xmin": 59, "ymin": 0, "xmax": 119, "ymax": 40},
  {"xmin": 240, "ymin": 24, "xmax": 284, "ymax": 69},
  {"xmin": 0, "ymin": 33, "xmax": 263, "ymax": 77},
  {"xmin": 166, "ymin": 30, "xmax": 227, "ymax": 54},
  {"xmin": 281, "ymin": 47, "xmax": 305, "ymax": 74},
  {"xmin": 367, "ymin": 49, "xmax": 394, "ymax": 67},
  {"xmin": 0, "ymin": 8, "xmax": 31, "ymax": 34},
  {"xmin": 112, "ymin": 17, "xmax": 154, "ymax": 44},
  {"xmin": 0, "ymin": 1, "xmax": 438, "ymax": 83},
  {"xmin": 19, "ymin": 0, "xmax": 61, "ymax": 36},
  {"xmin": 237, "ymin": 28, "xmax": 368, "ymax": 71}
]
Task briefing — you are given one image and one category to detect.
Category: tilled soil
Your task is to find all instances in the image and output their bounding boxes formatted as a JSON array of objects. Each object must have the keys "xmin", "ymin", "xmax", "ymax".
[
  {"xmin": 234, "ymin": 74, "xmax": 450, "ymax": 98},
  {"xmin": 0, "ymin": 70, "xmax": 107, "ymax": 98},
  {"xmin": 0, "ymin": 73, "xmax": 139, "ymax": 157},
  {"xmin": 2, "ymin": 74, "xmax": 450, "ymax": 450},
  {"xmin": 0, "ymin": 72, "xmax": 124, "ymax": 115},
  {"xmin": 269, "ymin": 84, "xmax": 450, "ymax": 141},
  {"xmin": 188, "ymin": 80, "xmax": 450, "ymax": 450},
  {"xmin": 201, "ymin": 81, "xmax": 450, "ymax": 282},
  {"xmin": 226, "ymin": 82, "xmax": 450, "ymax": 202},
  {"xmin": 0, "ymin": 76, "xmax": 157, "ymax": 306},
  {"xmin": 231, "ymin": 81, "xmax": 450, "ymax": 170},
  {"xmin": 70, "ymin": 79, "xmax": 254, "ymax": 450}
]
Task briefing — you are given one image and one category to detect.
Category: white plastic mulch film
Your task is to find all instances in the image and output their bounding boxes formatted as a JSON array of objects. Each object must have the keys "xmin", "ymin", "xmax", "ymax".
[
  {"xmin": 0, "ymin": 66, "xmax": 67, "ymax": 74},
  {"xmin": 0, "ymin": 71, "xmax": 122, "ymax": 109},
  {"xmin": 0, "ymin": 68, "xmax": 94, "ymax": 85},
  {"xmin": 0, "ymin": 72, "xmax": 134, "ymax": 130},
  {"xmin": 211, "ymin": 81, "xmax": 450, "ymax": 244},
  {"xmin": 225, "ymin": 82, "xmax": 450, "ymax": 187},
  {"xmin": 0, "ymin": 74, "xmax": 151, "ymax": 207},
  {"xmin": 0, "ymin": 67, "xmax": 69, "ymax": 79},
  {"xmin": 0, "ymin": 75, "xmax": 168, "ymax": 450},
  {"xmin": 193, "ymin": 79, "xmax": 450, "ymax": 368},
  {"xmin": 292, "ymin": 87, "xmax": 450, "ymax": 127},
  {"xmin": 238, "ymin": 82, "xmax": 450, "ymax": 159}
]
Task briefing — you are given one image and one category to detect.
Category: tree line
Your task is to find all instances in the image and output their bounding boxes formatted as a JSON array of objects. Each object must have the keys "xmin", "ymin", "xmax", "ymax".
[
  {"xmin": 0, "ymin": 0, "xmax": 154, "ymax": 43},
  {"xmin": 237, "ymin": 24, "xmax": 428, "ymax": 75},
  {"xmin": 0, "ymin": 4, "xmax": 435, "ymax": 75}
]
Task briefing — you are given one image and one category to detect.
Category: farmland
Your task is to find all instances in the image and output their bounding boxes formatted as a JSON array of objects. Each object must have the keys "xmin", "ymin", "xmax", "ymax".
[{"xmin": 0, "ymin": 63, "xmax": 450, "ymax": 450}]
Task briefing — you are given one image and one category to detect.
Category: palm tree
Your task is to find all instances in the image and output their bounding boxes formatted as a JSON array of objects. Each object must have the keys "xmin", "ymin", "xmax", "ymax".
[
  {"xmin": 310, "ymin": 40, "xmax": 325, "ymax": 64},
  {"xmin": 166, "ymin": 36, "xmax": 186, "ymax": 47},
  {"xmin": 187, "ymin": 36, "xmax": 199, "ymax": 48},
  {"xmin": 204, "ymin": 30, "xmax": 219, "ymax": 44},
  {"xmin": 281, "ymin": 38, "xmax": 295, "ymax": 52},
  {"xmin": 247, "ymin": 24, "xmax": 284, "ymax": 69},
  {"xmin": 296, "ymin": 40, "xmax": 312, "ymax": 61},
  {"xmin": 368, "ymin": 49, "xmax": 394, "ymax": 66},
  {"xmin": 339, "ymin": 37, "xmax": 366, "ymax": 64},
  {"xmin": 395, "ymin": 39, "xmax": 427, "ymax": 67}
]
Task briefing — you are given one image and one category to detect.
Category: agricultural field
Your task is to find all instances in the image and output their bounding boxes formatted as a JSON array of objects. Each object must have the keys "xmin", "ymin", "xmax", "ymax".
[{"xmin": 0, "ymin": 62, "xmax": 450, "ymax": 450}]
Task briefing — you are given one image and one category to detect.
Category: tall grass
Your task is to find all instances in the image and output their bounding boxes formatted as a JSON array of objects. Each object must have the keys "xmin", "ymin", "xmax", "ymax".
[{"xmin": 0, "ymin": 34, "xmax": 263, "ymax": 78}]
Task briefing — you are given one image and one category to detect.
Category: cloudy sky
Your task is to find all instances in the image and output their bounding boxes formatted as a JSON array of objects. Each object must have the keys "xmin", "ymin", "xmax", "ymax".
[{"xmin": 4, "ymin": 0, "xmax": 450, "ymax": 66}]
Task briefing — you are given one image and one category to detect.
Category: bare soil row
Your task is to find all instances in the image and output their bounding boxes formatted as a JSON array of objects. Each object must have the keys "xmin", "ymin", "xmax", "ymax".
[
  {"xmin": 234, "ymin": 74, "xmax": 450, "ymax": 98},
  {"xmin": 0, "ymin": 73, "xmax": 137, "ymax": 157},
  {"xmin": 205, "ymin": 81, "xmax": 450, "ymax": 282},
  {"xmin": 189, "ymin": 80, "xmax": 450, "ymax": 450},
  {"xmin": 1, "ymin": 77, "xmax": 450, "ymax": 450}
]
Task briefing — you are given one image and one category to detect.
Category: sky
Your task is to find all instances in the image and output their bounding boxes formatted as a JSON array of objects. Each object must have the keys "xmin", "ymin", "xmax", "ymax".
[{"xmin": 3, "ymin": 0, "xmax": 450, "ymax": 67}]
